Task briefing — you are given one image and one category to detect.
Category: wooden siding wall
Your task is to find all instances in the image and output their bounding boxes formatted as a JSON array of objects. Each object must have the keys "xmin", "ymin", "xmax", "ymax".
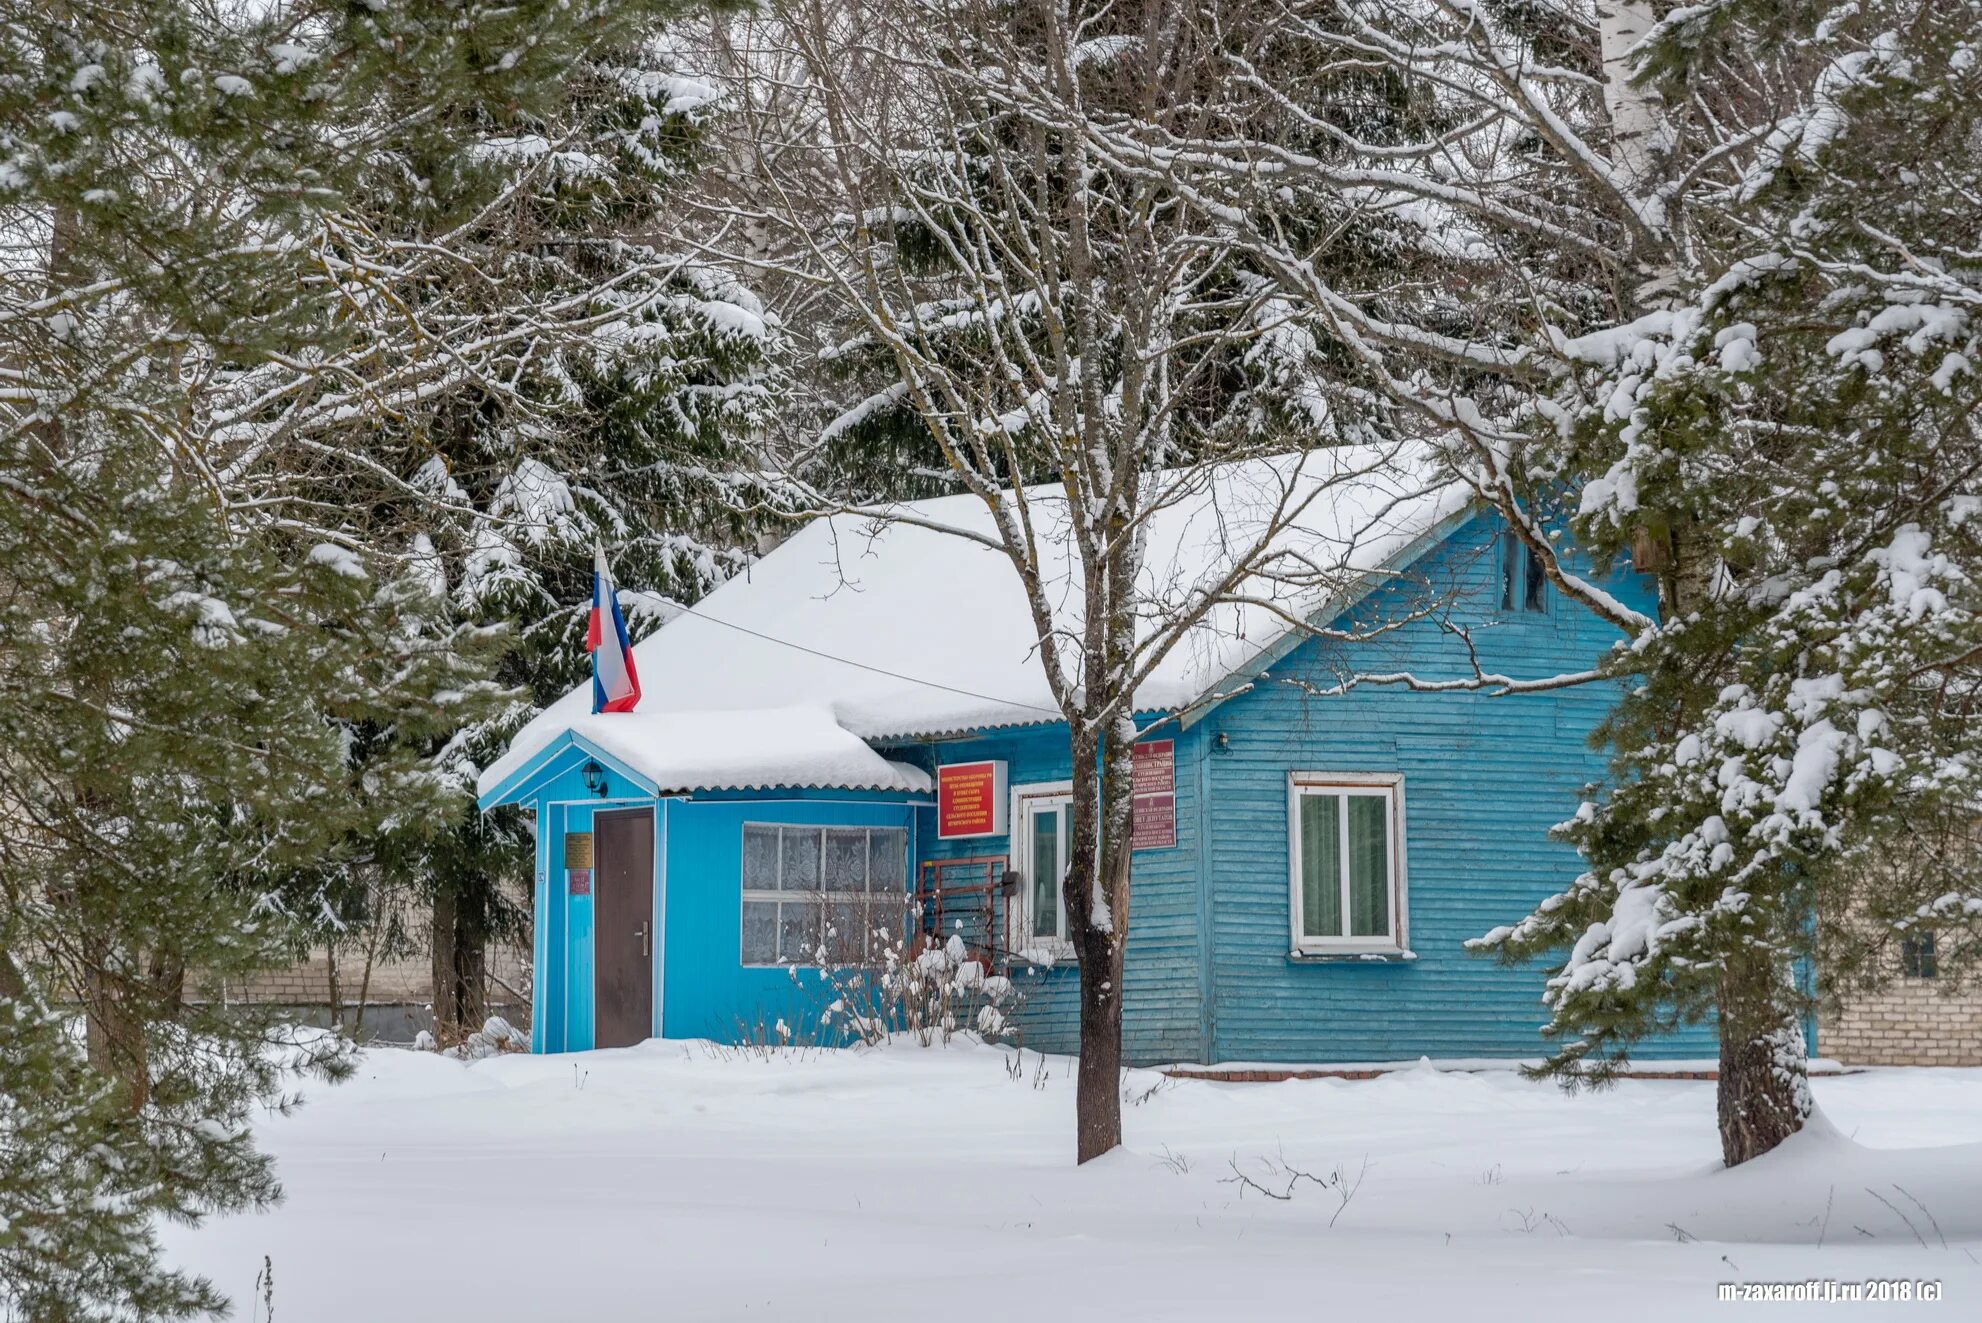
[
  {"xmin": 1197, "ymin": 513, "xmax": 1719, "ymax": 1062},
  {"xmin": 898, "ymin": 514, "xmax": 1729, "ymax": 1066},
  {"xmin": 901, "ymin": 723, "xmax": 1210, "ymax": 1064}
]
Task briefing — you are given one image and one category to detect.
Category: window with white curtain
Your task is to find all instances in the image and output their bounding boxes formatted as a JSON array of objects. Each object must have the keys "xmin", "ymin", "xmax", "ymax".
[
  {"xmin": 740, "ymin": 824, "xmax": 908, "ymax": 966},
  {"xmin": 1288, "ymin": 775, "xmax": 1407, "ymax": 954}
]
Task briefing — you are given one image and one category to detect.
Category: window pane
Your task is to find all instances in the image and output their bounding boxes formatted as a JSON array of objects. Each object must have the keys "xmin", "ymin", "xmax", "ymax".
[
  {"xmin": 823, "ymin": 829, "xmax": 867, "ymax": 892},
  {"xmin": 777, "ymin": 900, "xmax": 818, "ymax": 963},
  {"xmin": 742, "ymin": 826, "xmax": 780, "ymax": 891},
  {"xmin": 1299, "ymin": 794, "xmax": 1341, "ymax": 938},
  {"xmin": 868, "ymin": 829, "xmax": 906, "ymax": 892},
  {"xmin": 819, "ymin": 894, "xmax": 868, "ymax": 964},
  {"xmin": 1031, "ymin": 806, "xmax": 1061, "ymax": 939},
  {"xmin": 1903, "ymin": 931, "xmax": 1938, "ymax": 979},
  {"xmin": 1347, "ymin": 795, "xmax": 1391, "ymax": 938},
  {"xmin": 779, "ymin": 827, "xmax": 821, "ymax": 891},
  {"xmin": 1501, "ymin": 536, "xmax": 1519, "ymax": 612},
  {"xmin": 845, "ymin": 892, "xmax": 900, "ymax": 958},
  {"xmin": 741, "ymin": 900, "xmax": 778, "ymax": 965},
  {"xmin": 1523, "ymin": 544, "xmax": 1548, "ymax": 613}
]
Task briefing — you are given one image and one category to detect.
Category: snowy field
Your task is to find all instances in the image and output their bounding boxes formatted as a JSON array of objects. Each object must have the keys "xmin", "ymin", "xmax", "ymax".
[{"xmin": 162, "ymin": 1042, "xmax": 1982, "ymax": 1320}]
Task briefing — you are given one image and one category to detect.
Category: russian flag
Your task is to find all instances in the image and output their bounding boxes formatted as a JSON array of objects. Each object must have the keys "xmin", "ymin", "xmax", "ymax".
[{"xmin": 586, "ymin": 545, "xmax": 641, "ymax": 714}]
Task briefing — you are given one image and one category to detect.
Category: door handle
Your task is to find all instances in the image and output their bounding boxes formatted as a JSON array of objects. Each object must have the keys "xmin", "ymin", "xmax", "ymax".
[{"xmin": 637, "ymin": 920, "xmax": 650, "ymax": 959}]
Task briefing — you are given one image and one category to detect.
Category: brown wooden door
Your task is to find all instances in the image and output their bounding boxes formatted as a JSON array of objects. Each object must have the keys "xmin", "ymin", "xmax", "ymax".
[{"xmin": 593, "ymin": 807, "xmax": 655, "ymax": 1048}]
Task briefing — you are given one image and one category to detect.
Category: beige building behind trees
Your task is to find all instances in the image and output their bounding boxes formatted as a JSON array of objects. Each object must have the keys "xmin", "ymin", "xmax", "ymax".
[
  {"xmin": 218, "ymin": 931, "xmax": 532, "ymax": 1043},
  {"xmin": 1822, "ymin": 932, "xmax": 1982, "ymax": 1067}
]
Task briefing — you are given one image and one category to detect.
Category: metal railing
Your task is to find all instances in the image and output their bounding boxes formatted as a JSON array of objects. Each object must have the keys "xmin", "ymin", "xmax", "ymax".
[{"xmin": 914, "ymin": 854, "xmax": 1015, "ymax": 969}]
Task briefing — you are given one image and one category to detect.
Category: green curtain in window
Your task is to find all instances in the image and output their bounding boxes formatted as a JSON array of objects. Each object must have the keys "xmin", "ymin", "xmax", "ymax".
[
  {"xmin": 1347, "ymin": 795, "xmax": 1390, "ymax": 937},
  {"xmin": 1299, "ymin": 794, "xmax": 1341, "ymax": 938}
]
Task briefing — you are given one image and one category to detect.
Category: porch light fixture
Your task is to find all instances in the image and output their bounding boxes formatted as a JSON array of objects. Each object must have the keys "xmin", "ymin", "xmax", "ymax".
[{"xmin": 581, "ymin": 760, "xmax": 608, "ymax": 797}]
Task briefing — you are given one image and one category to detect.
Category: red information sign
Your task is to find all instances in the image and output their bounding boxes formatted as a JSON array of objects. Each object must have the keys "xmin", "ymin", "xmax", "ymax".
[
  {"xmin": 1131, "ymin": 740, "xmax": 1177, "ymax": 851},
  {"xmin": 937, "ymin": 760, "xmax": 1008, "ymax": 839},
  {"xmin": 567, "ymin": 868, "xmax": 592, "ymax": 896}
]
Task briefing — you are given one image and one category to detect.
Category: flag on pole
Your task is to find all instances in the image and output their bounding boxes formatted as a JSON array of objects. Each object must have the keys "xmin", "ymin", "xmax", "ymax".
[{"xmin": 586, "ymin": 545, "xmax": 641, "ymax": 713}]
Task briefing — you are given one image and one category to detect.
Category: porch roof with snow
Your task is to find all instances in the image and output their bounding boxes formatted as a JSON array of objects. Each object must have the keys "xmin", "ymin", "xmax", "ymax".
[{"xmin": 477, "ymin": 444, "xmax": 1467, "ymax": 809}]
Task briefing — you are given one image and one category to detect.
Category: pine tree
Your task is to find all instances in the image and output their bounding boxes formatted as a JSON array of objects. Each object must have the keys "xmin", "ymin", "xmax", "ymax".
[
  {"xmin": 0, "ymin": 972, "xmax": 219, "ymax": 1321},
  {"xmin": 322, "ymin": 28, "xmax": 785, "ymax": 1038},
  {"xmin": 1472, "ymin": 0, "xmax": 1982, "ymax": 1157},
  {"xmin": 1, "ymin": 1, "xmax": 754, "ymax": 1314},
  {"xmin": 0, "ymin": 416, "xmax": 484, "ymax": 1321},
  {"xmin": 1058, "ymin": 0, "xmax": 1970, "ymax": 1164}
]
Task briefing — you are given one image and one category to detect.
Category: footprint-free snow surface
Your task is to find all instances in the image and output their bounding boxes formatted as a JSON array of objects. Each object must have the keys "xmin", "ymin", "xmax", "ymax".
[{"xmin": 162, "ymin": 1041, "xmax": 1982, "ymax": 1319}]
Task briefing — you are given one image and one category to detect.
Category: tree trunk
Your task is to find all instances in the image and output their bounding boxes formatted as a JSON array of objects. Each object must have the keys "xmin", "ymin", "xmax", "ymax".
[
  {"xmin": 1596, "ymin": 2, "xmax": 1664, "ymax": 187},
  {"xmin": 1666, "ymin": 524, "xmax": 1810, "ymax": 1167},
  {"xmin": 430, "ymin": 884, "xmax": 461, "ymax": 1041},
  {"xmin": 1715, "ymin": 946, "xmax": 1811, "ymax": 1166},
  {"xmin": 1063, "ymin": 709, "xmax": 1137, "ymax": 1164},
  {"xmin": 82, "ymin": 956, "xmax": 149, "ymax": 1114},
  {"xmin": 48, "ymin": 194, "xmax": 151, "ymax": 1114},
  {"xmin": 354, "ymin": 887, "xmax": 386, "ymax": 1038},
  {"xmin": 456, "ymin": 934, "xmax": 487, "ymax": 1033},
  {"xmin": 325, "ymin": 941, "xmax": 343, "ymax": 1032},
  {"xmin": 1071, "ymin": 842, "xmax": 1130, "ymax": 1164},
  {"xmin": 430, "ymin": 883, "xmax": 487, "ymax": 1043}
]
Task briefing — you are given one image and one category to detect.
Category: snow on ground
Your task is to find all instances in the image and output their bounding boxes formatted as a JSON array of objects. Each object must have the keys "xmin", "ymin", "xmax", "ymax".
[{"xmin": 162, "ymin": 1042, "xmax": 1982, "ymax": 1320}]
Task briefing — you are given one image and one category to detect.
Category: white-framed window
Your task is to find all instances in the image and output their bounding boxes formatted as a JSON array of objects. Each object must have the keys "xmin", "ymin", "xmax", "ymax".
[
  {"xmin": 1287, "ymin": 773, "xmax": 1407, "ymax": 955},
  {"xmin": 740, "ymin": 824, "xmax": 908, "ymax": 967},
  {"xmin": 1010, "ymin": 781, "xmax": 1074, "ymax": 954}
]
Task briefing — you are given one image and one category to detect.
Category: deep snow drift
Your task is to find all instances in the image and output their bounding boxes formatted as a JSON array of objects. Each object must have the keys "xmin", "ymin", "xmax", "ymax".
[{"xmin": 162, "ymin": 1042, "xmax": 1982, "ymax": 1320}]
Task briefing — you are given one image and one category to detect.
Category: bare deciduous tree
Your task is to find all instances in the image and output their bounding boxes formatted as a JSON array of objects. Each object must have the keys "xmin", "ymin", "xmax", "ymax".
[{"xmin": 701, "ymin": 0, "xmax": 1454, "ymax": 1161}]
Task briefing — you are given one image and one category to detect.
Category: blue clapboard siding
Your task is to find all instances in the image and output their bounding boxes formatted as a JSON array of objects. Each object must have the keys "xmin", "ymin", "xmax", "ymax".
[
  {"xmin": 899, "ymin": 722, "xmax": 1210, "ymax": 1063},
  {"xmin": 1196, "ymin": 511, "xmax": 1718, "ymax": 1062}
]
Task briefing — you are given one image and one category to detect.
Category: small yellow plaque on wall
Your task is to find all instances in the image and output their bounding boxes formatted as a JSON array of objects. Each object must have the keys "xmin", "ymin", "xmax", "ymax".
[{"xmin": 564, "ymin": 832, "xmax": 594, "ymax": 870}]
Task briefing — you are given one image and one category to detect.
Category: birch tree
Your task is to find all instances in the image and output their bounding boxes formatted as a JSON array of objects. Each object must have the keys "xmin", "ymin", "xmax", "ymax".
[{"xmin": 709, "ymin": 0, "xmax": 1447, "ymax": 1161}]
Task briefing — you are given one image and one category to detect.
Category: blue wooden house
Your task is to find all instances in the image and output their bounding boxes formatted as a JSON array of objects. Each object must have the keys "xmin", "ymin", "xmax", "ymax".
[{"xmin": 478, "ymin": 448, "xmax": 1719, "ymax": 1063}]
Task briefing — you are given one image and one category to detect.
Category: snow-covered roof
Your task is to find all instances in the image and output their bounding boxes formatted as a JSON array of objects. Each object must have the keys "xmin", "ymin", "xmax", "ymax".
[
  {"xmin": 480, "ymin": 445, "xmax": 1465, "ymax": 803},
  {"xmin": 530, "ymin": 706, "xmax": 931, "ymax": 795}
]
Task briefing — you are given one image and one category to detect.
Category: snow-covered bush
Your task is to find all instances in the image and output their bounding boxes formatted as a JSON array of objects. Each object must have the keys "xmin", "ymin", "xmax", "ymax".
[
  {"xmin": 773, "ymin": 909, "xmax": 1026, "ymax": 1051},
  {"xmin": 412, "ymin": 1017, "xmax": 526, "ymax": 1061}
]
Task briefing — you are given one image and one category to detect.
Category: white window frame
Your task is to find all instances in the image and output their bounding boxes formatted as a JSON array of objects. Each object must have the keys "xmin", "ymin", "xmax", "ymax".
[
  {"xmin": 1009, "ymin": 780, "xmax": 1075, "ymax": 958},
  {"xmin": 739, "ymin": 823, "xmax": 908, "ymax": 968},
  {"xmin": 1287, "ymin": 772, "xmax": 1409, "ymax": 956}
]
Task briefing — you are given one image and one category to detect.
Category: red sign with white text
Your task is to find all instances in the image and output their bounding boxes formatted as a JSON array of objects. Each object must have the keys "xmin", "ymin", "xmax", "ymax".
[
  {"xmin": 1131, "ymin": 740, "xmax": 1177, "ymax": 851},
  {"xmin": 937, "ymin": 760, "xmax": 1008, "ymax": 839}
]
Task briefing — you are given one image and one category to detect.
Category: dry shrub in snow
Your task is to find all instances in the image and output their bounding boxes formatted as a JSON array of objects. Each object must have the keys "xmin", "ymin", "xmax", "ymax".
[{"xmin": 743, "ymin": 910, "xmax": 1027, "ymax": 1052}]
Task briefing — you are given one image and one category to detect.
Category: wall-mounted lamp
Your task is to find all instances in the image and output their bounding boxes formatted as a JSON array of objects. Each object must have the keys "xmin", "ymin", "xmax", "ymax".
[
  {"xmin": 1214, "ymin": 732, "xmax": 1231, "ymax": 753},
  {"xmin": 581, "ymin": 759, "xmax": 608, "ymax": 797}
]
